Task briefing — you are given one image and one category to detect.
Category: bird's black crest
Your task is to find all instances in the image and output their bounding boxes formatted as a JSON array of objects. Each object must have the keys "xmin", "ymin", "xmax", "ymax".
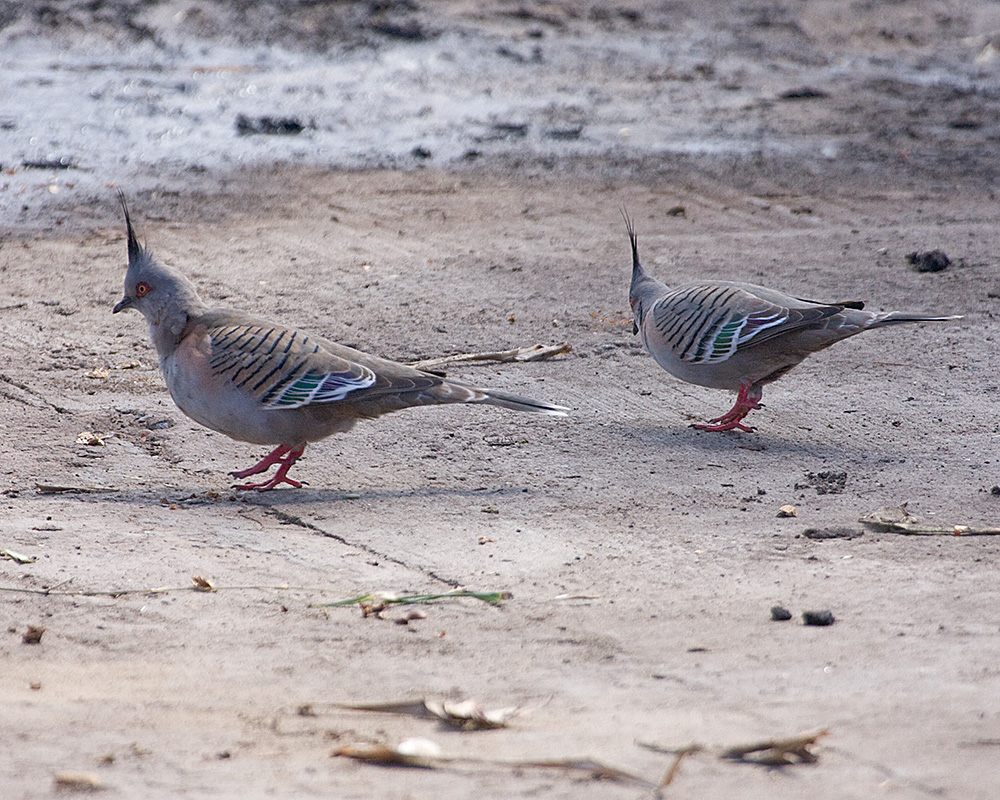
[
  {"xmin": 620, "ymin": 206, "xmax": 640, "ymax": 272},
  {"xmin": 117, "ymin": 189, "xmax": 143, "ymax": 268}
]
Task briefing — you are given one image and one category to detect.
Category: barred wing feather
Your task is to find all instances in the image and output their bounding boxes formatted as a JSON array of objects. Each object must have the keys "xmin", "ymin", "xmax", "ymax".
[
  {"xmin": 207, "ymin": 323, "xmax": 376, "ymax": 409},
  {"xmin": 651, "ymin": 285, "xmax": 841, "ymax": 365}
]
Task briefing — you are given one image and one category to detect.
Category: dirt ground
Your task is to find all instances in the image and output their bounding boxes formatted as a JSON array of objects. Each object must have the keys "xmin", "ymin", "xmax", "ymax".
[{"xmin": 3, "ymin": 2, "xmax": 1000, "ymax": 799}]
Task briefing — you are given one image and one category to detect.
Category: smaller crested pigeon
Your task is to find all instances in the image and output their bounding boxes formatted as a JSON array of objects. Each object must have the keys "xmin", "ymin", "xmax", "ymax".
[
  {"xmin": 624, "ymin": 211, "xmax": 961, "ymax": 432},
  {"xmin": 112, "ymin": 192, "xmax": 567, "ymax": 490}
]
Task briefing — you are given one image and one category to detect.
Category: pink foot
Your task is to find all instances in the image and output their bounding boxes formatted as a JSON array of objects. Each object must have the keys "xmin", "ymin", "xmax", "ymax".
[
  {"xmin": 692, "ymin": 383, "xmax": 762, "ymax": 433},
  {"xmin": 231, "ymin": 444, "xmax": 306, "ymax": 491}
]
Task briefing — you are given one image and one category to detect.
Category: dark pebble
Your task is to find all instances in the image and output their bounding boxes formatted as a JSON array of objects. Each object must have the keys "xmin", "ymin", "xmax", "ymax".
[
  {"xmin": 235, "ymin": 114, "xmax": 305, "ymax": 136},
  {"xmin": 803, "ymin": 527, "xmax": 862, "ymax": 540},
  {"xmin": 22, "ymin": 156, "xmax": 75, "ymax": 169},
  {"xmin": 906, "ymin": 250, "xmax": 951, "ymax": 273},
  {"xmin": 544, "ymin": 125, "xmax": 583, "ymax": 140},
  {"xmin": 779, "ymin": 87, "xmax": 828, "ymax": 100},
  {"xmin": 802, "ymin": 610, "xmax": 836, "ymax": 626},
  {"xmin": 491, "ymin": 122, "xmax": 528, "ymax": 138},
  {"xmin": 770, "ymin": 605, "xmax": 792, "ymax": 621},
  {"xmin": 369, "ymin": 20, "xmax": 427, "ymax": 41}
]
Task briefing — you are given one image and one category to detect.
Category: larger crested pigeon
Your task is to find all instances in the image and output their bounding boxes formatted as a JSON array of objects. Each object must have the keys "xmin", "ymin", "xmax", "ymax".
[
  {"xmin": 624, "ymin": 211, "xmax": 960, "ymax": 432},
  {"xmin": 112, "ymin": 193, "xmax": 567, "ymax": 490}
]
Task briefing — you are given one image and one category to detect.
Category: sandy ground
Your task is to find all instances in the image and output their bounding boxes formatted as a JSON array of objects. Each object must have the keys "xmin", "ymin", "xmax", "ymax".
[{"xmin": 3, "ymin": 2, "xmax": 1000, "ymax": 799}]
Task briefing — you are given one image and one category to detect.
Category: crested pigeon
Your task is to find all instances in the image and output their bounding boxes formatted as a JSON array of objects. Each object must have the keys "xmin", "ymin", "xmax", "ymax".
[
  {"xmin": 624, "ymin": 211, "xmax": 961, "ymax": 432},
  {"xmin": 112, "ymin": 192, "xmax": 567, "ymax": 490}
]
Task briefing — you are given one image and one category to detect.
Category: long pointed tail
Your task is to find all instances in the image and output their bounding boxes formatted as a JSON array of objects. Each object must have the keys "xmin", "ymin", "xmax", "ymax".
[
  {"xmin": 478, "ymin": 388, "xmax": 569, "ymax": 416},
  {"xmin": 869, "ymin": 311, "xmax": 963, "ymax": 328}
]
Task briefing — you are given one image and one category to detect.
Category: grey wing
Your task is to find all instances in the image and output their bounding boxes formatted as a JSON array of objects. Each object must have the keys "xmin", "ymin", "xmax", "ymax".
[
  {"xmin": 650, "ymin": 284, "xmax": 842, "ymax": 365},
  {"xmin": 206, "ymin": 322, "xmax": 378, "ymax": 409}
]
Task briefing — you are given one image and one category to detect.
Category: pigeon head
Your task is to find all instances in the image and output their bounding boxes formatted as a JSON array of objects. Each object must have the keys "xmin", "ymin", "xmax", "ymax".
[
  {"xmin": 621, "ymin": 209, "xmax": 661, "ymax": 335},
  {"xmin": 113, "ymin": 191, "xmax": 207, "ymax": 353}
]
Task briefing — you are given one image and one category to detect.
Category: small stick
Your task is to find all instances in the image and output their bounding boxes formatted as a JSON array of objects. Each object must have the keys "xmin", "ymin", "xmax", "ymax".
[
  {"xmin": 408, "ymin": 342, "xmax": 571, "ymax": 370},
  {"xmin": 656, "ymin": 745, "xmax": 701, "ymax": 794}
]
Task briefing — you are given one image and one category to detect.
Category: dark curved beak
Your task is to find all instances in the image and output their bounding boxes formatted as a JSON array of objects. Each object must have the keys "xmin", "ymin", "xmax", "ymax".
[
  {"xmin": 632, "ymin": 321, "xmax": 638, "ymax": 335},
  {"xmin": 113, "ymin": 296, "xmax": 133, "ymax": 314}
]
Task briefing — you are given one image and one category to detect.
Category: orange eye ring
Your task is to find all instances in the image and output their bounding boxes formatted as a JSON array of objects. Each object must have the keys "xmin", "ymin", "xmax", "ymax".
[{"xmin": 135, "ymin": 282, "xmax": 151, "ymax": 298}]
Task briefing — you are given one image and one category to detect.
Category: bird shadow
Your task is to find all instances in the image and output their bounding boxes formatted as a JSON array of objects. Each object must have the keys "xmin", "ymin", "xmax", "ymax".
[
  {"xmin": 243, "ymin": 482, "xmax": 528, "ymax": 508},
  {"xmin": 610, "ymin": 420, "xmax": 875, "ymax": 463},
  {"xmin": 61, "ymin": 481, "xmax": 531, "ymax": 508}
]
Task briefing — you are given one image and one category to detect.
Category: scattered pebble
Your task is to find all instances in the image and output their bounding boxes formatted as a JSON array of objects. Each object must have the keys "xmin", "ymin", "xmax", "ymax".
[
  {"xmin": 235, "ymin": 114, "xmax": 306, "ymax": 136},
  {"xmin": 779, "ymin": 87, "xmax": 828, "ymax": 100},
  {"xmin": 394, "ymin": 610, "xmax": 428, "ymax": 625},
  {"xmin": 771, "ymin": 605, "xmax": 792, "ymax": 621},
  {"xmin": 802, "ymin": 610, "xmax": 836, "ymax": 627},
  {"xmin": 483, "ymin": 433, "xmax": 520, "ymax": 447},
  {"xmin": 906, "ymin": 250, "xmax": 951, "ymax": 273},
  {"xmin": 22, "ymin": 156, "xmax": 76, "ymax": 169},
  {"xmin": 490, "ymin": 122, "xmax": 528, "ymax": 139},
  {"xmin": 795, "ymin": 471, "xmax": 847, "ymax": 494},
  {"xmin": 544, "ymin": 125, "xmax": 583, "ymax": 140},
  {"xmin": 776, "ymin": 504, "xmax": 798, "ymax": 518},
  {"xmin": 369, "ymin": 18, "xmax": 427, "ymax": 40}
]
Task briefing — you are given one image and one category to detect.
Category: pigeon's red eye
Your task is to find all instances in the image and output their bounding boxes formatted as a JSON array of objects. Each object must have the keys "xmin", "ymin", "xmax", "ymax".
[{"xmin": 135, "ymin": 282, "xmax": 151, "ymax": 298}]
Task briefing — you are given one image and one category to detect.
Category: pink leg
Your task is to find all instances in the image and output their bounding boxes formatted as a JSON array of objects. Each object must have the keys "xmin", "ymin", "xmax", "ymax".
[
  {"xmin": 230, "ymin": 444, "xmax": 306, "ymax": 491},
  {"xmin": 692, "ymin": 383, "xmax": 762, "ymax": 433}
]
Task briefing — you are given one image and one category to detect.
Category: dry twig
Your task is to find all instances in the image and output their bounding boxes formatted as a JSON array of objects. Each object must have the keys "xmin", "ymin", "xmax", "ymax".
[
  {"xmin": 860, "ymin": 504, "xmax": 1000, "ymax": 536},
  {"xmin": 408, "ymin": 342, "xmax": 571, "ymax": 370}
]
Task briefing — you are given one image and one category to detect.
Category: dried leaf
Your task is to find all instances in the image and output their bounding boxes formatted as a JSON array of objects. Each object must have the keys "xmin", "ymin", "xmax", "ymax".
[
  {"xmin": 85, "ymin": 368, "xmax": 110, "ymax": 380},
  {"xmin": 335, "ymin": 695, "xmax": 533, "ymax": 730},
  {"xmin": 114, "ymin": 360, "xmax": 143, "ymax": 370},
  {"xmin": 332, "ymin": 739, "xmax": 440, "ymax": 768},
  {"xmin": 859, "ymin": 505, "xmax": 1000, "ymax": 536},
  {"xmin": 75, "ymin": 431, "xmax": 111, "ymax": 446},
  {"xmin": 394, "ymin": 609, "xmax": 428, "ymax": 625},
  {"xmin": 191, "ymin": 576, "xmax": 216, "ymax": 592},
  {"xmin": 1, "ymin": 549, "xmax": 36, "ymax": 564},
  {"xmin": 720, "ymin": 729, "xmax": 828, "ymax": 765},
  {"xmin": 396, "ymin": 738, "xmax": 442, "ymax": 758},
  {"xmin": 53, "ymin": 771, "xmax": 101, "ymax": 791},
  {"xmin": 858, "ymin": 503, "xmax": 921, "ymax": 532},
  {"xmin": 776, "ymin": 504, "xmax": 798, "ymax": 518},
  {"xmin": 424, "ymin": 698, "xmax": 521, "ymax": 730},
  {"xmin": 640, "ymin": 727, "xmax": 828, "ymax": 769},
  {"xmin": 22, "ymin": 625, "xmax": 45, "ymax": 644}
]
